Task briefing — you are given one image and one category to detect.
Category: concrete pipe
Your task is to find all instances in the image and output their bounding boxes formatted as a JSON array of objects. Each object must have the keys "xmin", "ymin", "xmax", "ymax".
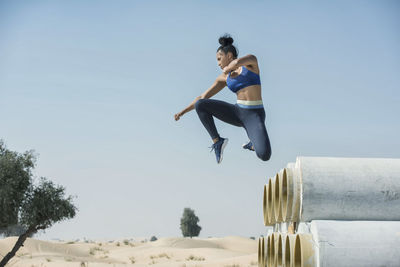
[
  {"xmin": 311, "ymin": 220, "xmax": 400, "ymax": 267},
  {"xmin": 266, "ymin": 234, "xmax": 271, "ymax": 267},
  {"xmin": 258, "ymin": 237, "xmax": 263, "ymax": 267},
  {"xmin": 281, "ymin": 168, "xmax": 294, "ymax": 222},
  {"xmin": 293, "ymin": 234, "xmax": 316, "ymax": 267},
  {"xmin": 263, "ymin": 184, "xmax": 268, "ymax": 226},
  {"xmin": 264, "ymin": 183, "xmax": 274, "ymax": 226},
  {"xmin": 275, "ymin": 170, "xmax": 284, "ymax": 223},
  {"xmin": 294, "ymin": 156, "xmax": 400, "ymax": 221},
  {"xmin": 268, "ymin": 233, "xmax": 279, "ymax": 267},
  {"xmin": 267, "ymin": 233, "xmax": 273, "ymax": 267},
  {"xmin": 261, "ymin": 237, "xmax": 266, "ymax": 267},
  {"xmin": 283, "ymin": 166, "xmax": 301, "ymax": 222},
  {"xmin": 274, "ymin": 233, "xmax": 280, "ymax": 267},
  {"xmin": 285, "ymin": 234, "xmax": 296, "ymax": 267},
  {"xmin": 276, "ymin": 233, "xmax": 286, "ymax": 267},
  {"xmin": 264, "ymin": 236, "xmax": 269, "ymax": 267},
  {"xmin": 267, "ymin": 178, "xmax": 276, "ymax": 225},
  {"xmin": 287, "ymin": 162, "xmax": 295, "ymax": 169}
]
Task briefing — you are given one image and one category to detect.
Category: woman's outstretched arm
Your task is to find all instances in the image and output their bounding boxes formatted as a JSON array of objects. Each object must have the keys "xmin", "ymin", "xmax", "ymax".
[{"xmin": 174, "ymin": 74, "xmax": 226, "ymax": 121}]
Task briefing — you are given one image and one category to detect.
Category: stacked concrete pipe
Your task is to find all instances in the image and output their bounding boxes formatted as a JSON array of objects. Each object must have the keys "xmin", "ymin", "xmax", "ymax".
[
  {"xmin": 258, "ymin": 236, "xmax": 266, "ymax": 267},
  {"xmin": 259, "ymin": 157, "xmax": 400, "ymax": 267},
  {"xmin": 289, "ymin": 157, "xmax": 400, "ymax": 222}
]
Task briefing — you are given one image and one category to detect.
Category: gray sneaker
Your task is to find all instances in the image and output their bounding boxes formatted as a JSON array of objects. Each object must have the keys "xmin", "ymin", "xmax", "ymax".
[
  {"xmin": 209, "ymin": 137, "xmax": 229, "ymax": 164},
  {"xmin": 242, "ymin": 140, "xmax": 255, "ymax": 151}
]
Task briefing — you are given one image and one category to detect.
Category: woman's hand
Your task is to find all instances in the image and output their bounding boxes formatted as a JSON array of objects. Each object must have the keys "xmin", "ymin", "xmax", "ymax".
[
  {"xmin": 174, "ymin": 111, "xmax": 184, "ymax": 121},
  {"xmin": 222, "ymin": 59, "xmax": 238, "ymax": 75},
  {"xmin": 222, "ymin": 66, "xmax": 231, "ymax": 75}
]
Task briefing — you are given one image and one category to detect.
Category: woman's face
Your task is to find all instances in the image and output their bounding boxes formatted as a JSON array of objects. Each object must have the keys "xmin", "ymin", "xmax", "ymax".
[{"xmin": 216, "ymin": 50, "xmax": 233, "ymax": 70}]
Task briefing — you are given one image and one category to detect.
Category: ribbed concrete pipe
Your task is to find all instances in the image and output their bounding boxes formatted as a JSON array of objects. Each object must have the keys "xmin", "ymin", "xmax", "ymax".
[
  {"xmin": 259, "ymin": 238, "xmax": 262, "ymax": 265},
  {"xmin": 286, "ymin": 162, "xmax": 295, "ymax": 169},
  {"xmin": 284, "ymin": 166, "xmax": 301, "ymax": 223},
  {"xmin": 281, "ymin": 167, "xmax": 295, "ymax": 222},
  {"xmin": 261, "ymin": 237, "xmax": 266, "ymax": 267},
  {"xmin": 258, "ymin": 237, "xmax": 263, "ymax": 267},
  {"xmin": 267, "ymin": 178, "xmax": 276, "ymax": 225},
  {"xmin": 311, "ymin": 220, "xmax": 400, "ymax": 267},
  {"xmin": 293, "ymin": 234, "xmax": 316, "ymax": 267},
  {"xmin": 276, "ymin": 233, "xmax": 285, "ymax": 267},
  {"xmin": 264, "ymin": 183, "xmax": 274, "ymax": 226},
  {"xmin": 266, "ymin": 235, "xmax": 271, "ymax": 267},
  {"xmin": 293, "ymin": 157, "xmax": 400, "ymax": 221},
  {"xmin": 267, "ymin": 233, "xmax": 274, "ymax": 267},
  {"xmin": 263, "ymin": 184, "xmax": 268, "ymax": 226},
  {"xmin": 274, "ymin": 170, "xmax": 284, "ymax": 223},
  {"xmin": 285, "ymin": 234, "xmax": 296, "ymax": 267},
  {"xmin": 274, "ymin": 233, "xmax": 280, "ymax": 267},
  {"xmin": 264, "ymin": 236, "xmax": 269, "ymax": 267},
  {"xmin": 268, "ymin": 233, "xmax": 279, "ymax": 267}
]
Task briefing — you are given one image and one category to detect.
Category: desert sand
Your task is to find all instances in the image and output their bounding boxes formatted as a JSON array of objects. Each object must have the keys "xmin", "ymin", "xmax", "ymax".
[{"xmin": 0, "ymin": 236, "xmax": 258, "ymax": 267}]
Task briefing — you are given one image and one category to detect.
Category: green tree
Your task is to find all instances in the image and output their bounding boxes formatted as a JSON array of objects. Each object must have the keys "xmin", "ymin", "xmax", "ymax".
[
  {"xmin": 0, "ymin": 141, "xmax": 77, "ymax": 267},
  {"xmin": 0, "ymin": 140, "xmax": 35, "ymax": 233},
  {"xmin": 180, "ymin": 208, "xmax": 201, "ymax": 238}
]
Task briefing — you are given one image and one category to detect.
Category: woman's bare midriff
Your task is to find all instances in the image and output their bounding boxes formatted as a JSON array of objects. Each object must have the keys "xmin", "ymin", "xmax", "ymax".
[{"xmin": 236, "ymin": 85, "xmax": 262, "ymax": 101}]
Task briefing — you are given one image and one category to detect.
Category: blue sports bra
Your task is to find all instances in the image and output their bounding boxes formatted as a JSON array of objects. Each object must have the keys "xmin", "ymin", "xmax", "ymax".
[{"xmin": 226, "ymin": 66, "xmax": 261, "ymax": 93}]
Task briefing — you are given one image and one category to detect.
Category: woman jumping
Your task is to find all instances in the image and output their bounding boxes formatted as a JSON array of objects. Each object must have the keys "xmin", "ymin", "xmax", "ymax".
[{"xmin": 174, "ymin": 34, "xmax": 272, "ymax": 164}]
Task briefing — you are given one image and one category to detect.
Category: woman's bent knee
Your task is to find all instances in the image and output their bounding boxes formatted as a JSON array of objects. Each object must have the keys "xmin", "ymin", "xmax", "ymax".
[
  {"xmin": 195, "ymin": 98, "xmax": 206, "ymax": 111},
  {"xmin": 257, "ymin": 149, "xmax": 271, "ymax": 161}
]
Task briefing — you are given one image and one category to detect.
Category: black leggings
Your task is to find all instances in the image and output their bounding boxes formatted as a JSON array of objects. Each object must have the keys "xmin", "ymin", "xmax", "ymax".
[{"xmin": 195, "ymin": 99, "xmax": 272, "ymax": 161}]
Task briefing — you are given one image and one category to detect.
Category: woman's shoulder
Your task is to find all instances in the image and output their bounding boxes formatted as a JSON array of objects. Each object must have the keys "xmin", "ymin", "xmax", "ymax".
[
  {"xmin": 245, "ymin": 64, "xmax": 260, "ymax": 75},
  {"xmin": 243, "ymin": 54, "xmax": 260, "ymax": 74},
  {"xmin": 216, "ymin": 72, "xmax": 229, "ymax": 83}
]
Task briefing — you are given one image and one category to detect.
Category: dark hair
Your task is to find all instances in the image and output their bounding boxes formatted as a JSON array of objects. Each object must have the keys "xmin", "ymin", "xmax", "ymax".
[{"xmin": 217, "ymin": 34, "xmax": 238, "ymax": 59}]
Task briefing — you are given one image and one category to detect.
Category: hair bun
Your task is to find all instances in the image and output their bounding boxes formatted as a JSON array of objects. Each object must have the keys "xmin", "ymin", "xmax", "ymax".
[{"xmin": 219, "ymin": 34, "xmax": 234, "ymax": 46}]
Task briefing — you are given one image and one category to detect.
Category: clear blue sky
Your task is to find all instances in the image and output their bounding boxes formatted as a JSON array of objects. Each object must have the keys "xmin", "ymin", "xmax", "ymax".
[{"xmin": 1, "ymin": 0, "xmax": 399, "ymax": 240}]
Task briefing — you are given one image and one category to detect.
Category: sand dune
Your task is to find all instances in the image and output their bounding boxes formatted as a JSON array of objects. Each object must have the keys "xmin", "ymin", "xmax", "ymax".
[{"xmin": 0, "ymin": 236, "xmax": 257, "ymax": 267}]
